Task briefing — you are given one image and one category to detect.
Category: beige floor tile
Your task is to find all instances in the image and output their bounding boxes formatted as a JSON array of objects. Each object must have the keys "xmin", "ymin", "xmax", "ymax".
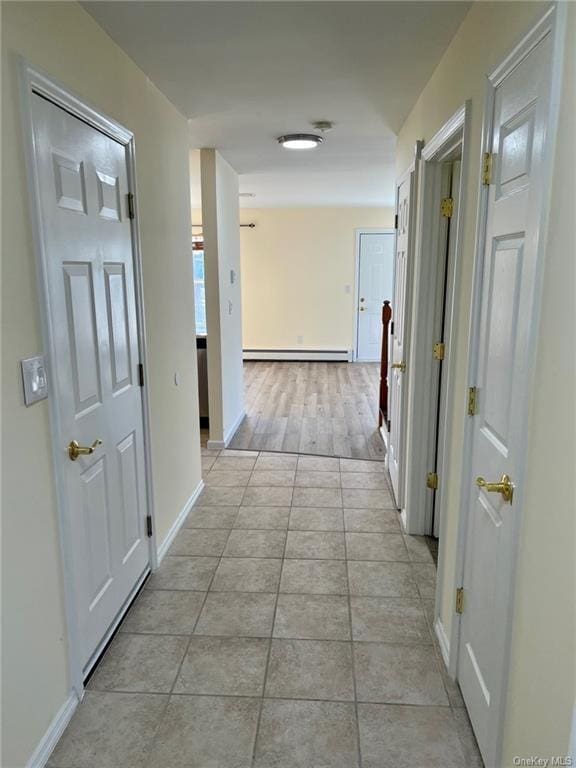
[
  {"xmin": 169, "ymin": 528, "xmax": 230, "ymax": 557},
  {"xmin": 254, "ymin": 454, "xmax": 298, "ymax": 470},
  {"xmin": 354, "ymin": 642, "xmax": 448, "ymax": 705},
  {"xmin": 223, "ymin": 529, "xmax": 287, "ymax": 558},
  {"xmin": 197, "ymin": 486, "xmax": 246, "ymax": 506},
  {"xmin": 88, "ymin": 634, "xmax": 187, "ymax": 693},
  {"xmin": 297, "ymin": 455, "xmax": 341, "ymax": 471},
  {"xmin": 344, "ymin": 508, "xmax": 400, "ymax": 533},
  {"xmin": 358, "ymin": 703, "xmax": 465, "ymax": 768},
  {"xmin": 289, "ymin": 506, "xmax": 344, "ymax": 531},
  {"xmin": 234, "ymin": 505, "xmax": 290, "ymax": 530},
  {"xmin": 285, "ymin": 530, "xmax": 346, "ymax": 560},
  {"xmin": 120, "ymin": 590, "xmax": 205, "ymax": 635},
  {"xmin": 411, "ymin": 562, "xmax": 438, "ymax": 597},
  {"xmin": 345, "ymin": 532, "xmax": 409, "ymax": 562},
  {"xmin": 265, "ymin": 639, "xmax": 354, "ymax": 701},
  {"xmin": 174, "ymin": 636, "xmax": 269, "ymax": 696},
  {"xmin": 148, "ymin": 695, "xmax": 260, "ymax": 768},
  {"xmin": 280, "ymin": 558, "xmax": 348, "ymax": 595},
  {"xmin": 351, "ymin": 597, "xmax": 431, "ymax": 644},
  {"xmin": 211, "ymin": 557, "xmax": 282, "ymax": 592},
  {"xmin": 292, "ymin": 487, "xmax": 343, "ymax": 508},
  {"xmin": 204, "ymin": 470, "xmax": 252, "ymax": 487},
  {"xmin": 347, "ymin": 561, "xmax": 419, "ymax": 597},
  {"xmin": 340, "ymin": 472, "xmax": 388, "ymax": 489},
  {"xmin": 242, "ymin": 486, "xmax": 294, "ymax": 506},
  {"xmin": 212, "ymin": 456, "xmax": 257, "ymax": 471},
  {"xmin": 49, "ymin": 691, "xmax": 167, "ymax": 768},
  {"xmin": 342, "ymin": 488, "xmax": 395, "ymax": 509},
  {"xmin": 146, "ymin": 556, "xmax": 218, "ymax": 591},
  {"xmin": 274, "ymin": 594, "xmax": 350, "ymax": 640},
  {"xmin": 195, "ymin": 592, "xmax": 276, "ymax": 637},
  {"xmin": 340, "ymin": 459, "xmax": 386, "ymax": 473},
  {"xmin": 295, "ymin": 470, "xmax": 341, "ymax": 488},
  {"xmin": 248, "ymin": 469, "xmax": 296, "ymax": 486},
  {"xmin": 184, "ymin": 505, "xmax": 239, "ymax": 529},
  {"xmin": 254, "ymin": 699, "xmax": 359, "ymax": 768}
]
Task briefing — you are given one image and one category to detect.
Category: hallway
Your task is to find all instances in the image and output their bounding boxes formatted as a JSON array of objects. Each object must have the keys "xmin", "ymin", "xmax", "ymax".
[
  {"xmin": 48, "ymin": 448, "xmax": 481, "ymax": 768},
  {"xmin": 229, "ymin": 362, "xmax": 385, "ymax": 460}
]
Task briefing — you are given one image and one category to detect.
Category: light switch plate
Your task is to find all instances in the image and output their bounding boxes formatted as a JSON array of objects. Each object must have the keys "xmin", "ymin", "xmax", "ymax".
[{"xmin": 21, "ymin": 355, "xmax": 48, "ymax": 406}]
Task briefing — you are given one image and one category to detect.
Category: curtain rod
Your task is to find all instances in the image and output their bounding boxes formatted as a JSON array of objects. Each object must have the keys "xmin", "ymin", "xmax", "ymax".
[{"xmin": 191, "ymin": 223, "xmax": 255, "ymax": 229}]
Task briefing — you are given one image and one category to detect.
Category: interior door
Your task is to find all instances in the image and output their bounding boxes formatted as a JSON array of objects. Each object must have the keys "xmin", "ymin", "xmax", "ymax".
[
  {"xmin": 356, "ymin": 233, "xmax": 394, "ymax": 361},
  {"xmin": 388, "ymin": 172, "xmax": 414, "ymax": 506},
  {"xmin": 31, "ymin": 94, "xmax": 150, "ymax": 673},
  {"xmin": 458, "ymin": 31, "xmax": 553, "ymax": 766}
]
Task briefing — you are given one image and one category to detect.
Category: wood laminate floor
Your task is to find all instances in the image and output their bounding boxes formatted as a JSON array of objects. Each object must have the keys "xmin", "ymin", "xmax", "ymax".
[{"xmin": 229, "ymin": 362, "xmax": 385, "ymax": 461}]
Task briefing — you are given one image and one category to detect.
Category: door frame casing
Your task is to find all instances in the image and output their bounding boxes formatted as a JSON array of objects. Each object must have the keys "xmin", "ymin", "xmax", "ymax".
[
  {"xmin": 19, "ymin": 61, "xmax": 158, "ymax": 698},
  {"xmin": 446, "ymin": 5, "xmax": 566, "ymax": 764},
  {"xmin": 352, "ymin": 227, "xmax": 395, "ymax": 362},
  {"xmin": 389, "ymin": 147, "xmax": 422, "ymax": 518},
  {"xmin": 403, "ymin": 103, "xmax": 470, "ymax": 541}
]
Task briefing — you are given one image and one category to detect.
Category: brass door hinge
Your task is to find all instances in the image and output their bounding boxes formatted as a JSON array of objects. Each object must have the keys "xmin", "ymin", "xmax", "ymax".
[
  {"xmin": 467, "ymin": 386, "xmax": 478, "ymax": 416},
  {"xmin": 440, "ymin": 197, "xmax": 454, "ymax": 218},
  {"xmin": 127, "ymin": 193, "xmax": 135, "ymax": 219},
  {"xmin": 146, "ymin": 515, "xmax": 153, "ymax": 537},
  {"xmin": 426, "ymin": 472, "xmax": 438, "ymax": 490},
  {"xmin": 433, "ymin": 342, "xmax": 445, "ymax": 360},
  {"xmin": 455, "ymin": 587, "xmax": 464, "ymax": 614},
  {"xmin": 482, "ymin": 152, "xmax": 493, "ymax": 186}
]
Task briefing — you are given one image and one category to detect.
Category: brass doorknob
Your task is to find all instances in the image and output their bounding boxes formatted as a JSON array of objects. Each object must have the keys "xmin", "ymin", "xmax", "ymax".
[
  {"xmin": 68, "ymin": 439, "xmax": 103, "ymax": 462},
  {"xmin": 391, "ymin": 361, "xmax": 406, "ymax": 372},
  {"xmin": 476, "ymin": 473, "xmax": 514, "ymax": 504}
]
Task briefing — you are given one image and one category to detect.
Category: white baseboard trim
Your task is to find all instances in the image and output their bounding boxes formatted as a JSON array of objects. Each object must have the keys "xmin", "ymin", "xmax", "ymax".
[
  {"xmin": 27, "ymin": 692, "xmax": 78, "ymax": 768},
  {"xmin": 434, "ymin": 616, "xmax": 451, "ymax": 668},
  {"xmin": 156, "ymin": 479, "xmax": 205, "ymax": 564},
  {"xmin": 207, "ymin": 409, "xmax": 247, "ymax": 450},
  {"xmin": 243, "ymin": 348, "xmax": 352, "ymax": 362}
]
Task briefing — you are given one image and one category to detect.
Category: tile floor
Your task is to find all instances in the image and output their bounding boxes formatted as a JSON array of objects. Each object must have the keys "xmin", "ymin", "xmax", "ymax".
[{"xmin": 49, "ymin": 448, "xmax": 483, "ymax": 768}]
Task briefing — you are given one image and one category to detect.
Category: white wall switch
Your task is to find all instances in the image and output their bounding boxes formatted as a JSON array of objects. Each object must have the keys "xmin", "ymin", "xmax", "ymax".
[
  {"xmin": 21, "ymin": 355, "xmax": 48, "ymax": 406},
  {"xmin": 174, "ymin": 372, "xmax": 180, "ymax": 386}
]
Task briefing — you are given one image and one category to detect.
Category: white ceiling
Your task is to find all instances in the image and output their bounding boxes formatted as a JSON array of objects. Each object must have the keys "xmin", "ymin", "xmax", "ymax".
[{"xmin": 83, "ymin": 1, "xmax": 471, "ymax": 208}]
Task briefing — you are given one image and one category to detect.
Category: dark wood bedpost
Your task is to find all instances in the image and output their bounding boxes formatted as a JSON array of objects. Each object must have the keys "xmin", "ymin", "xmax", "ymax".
[{"xmin": 379, "ymin": 300, "xmax": 392, "ymax": 428}]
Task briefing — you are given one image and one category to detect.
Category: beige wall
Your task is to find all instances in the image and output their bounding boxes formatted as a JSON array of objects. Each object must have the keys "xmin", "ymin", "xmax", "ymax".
[
  {"xmin": 237, "ymin": 207, "xmax": 394, "ymax": 350},
  {"xmin": 396, "ymin": 1, "xmax": 575, "ymax": 761},
  {"xmin": 1, "ymin": 3, "xmax": 201, "ymax": 766}
]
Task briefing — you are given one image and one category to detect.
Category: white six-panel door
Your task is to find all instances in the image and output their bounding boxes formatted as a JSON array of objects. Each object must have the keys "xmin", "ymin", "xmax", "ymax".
[
  {"xmin": 458, "ymin": 29, "xmax": 553, "ymax": 766},
  {"xmin": 388, "ymin": 172, "xmax": 413, "ymax": 507},
  {"xmin": 31, "ymin": 94, "xmax": 149, "ymax": 672},
  {"xmin": 356, "ymin": 233, "xmax": 394, "ymax": 361}
]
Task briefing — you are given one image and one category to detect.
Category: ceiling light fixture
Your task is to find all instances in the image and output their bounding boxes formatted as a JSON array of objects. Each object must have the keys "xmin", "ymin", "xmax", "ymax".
[
  {"xmin": 239, "ymin": 192, "xmax": 256, "ymax": 198},
  {"xmin": 277, "ymin": 133, "xmax": 323, "ymax": 150}
]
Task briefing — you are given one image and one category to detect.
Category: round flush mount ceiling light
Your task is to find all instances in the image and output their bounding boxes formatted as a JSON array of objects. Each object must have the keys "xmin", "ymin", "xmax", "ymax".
[{"xmin": 277, "ymin": 133, "xmax": 324, "ymax": 150}]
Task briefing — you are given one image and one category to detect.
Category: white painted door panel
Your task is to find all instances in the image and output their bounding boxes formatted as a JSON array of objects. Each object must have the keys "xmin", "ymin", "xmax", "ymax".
[
  {"xmin": 32, "ymin": 94, "xmax": 149, "ymax": 672},
  {"xmin": 458, "ymin": 32, "xmax": 552, "ymax": 766},
  {"xmin": 356, "ymin": 233, "xmax": 394, "ymax": 361},
  {"xmin": 388, "ymin": 174, "xmax": 413, "ymax": 506}
]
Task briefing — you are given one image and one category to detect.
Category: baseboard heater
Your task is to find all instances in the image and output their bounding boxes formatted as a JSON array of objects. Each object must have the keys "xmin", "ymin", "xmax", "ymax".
[{"xmin": 243, "ymin": 348, "xmax": 352, "ymax": 362}]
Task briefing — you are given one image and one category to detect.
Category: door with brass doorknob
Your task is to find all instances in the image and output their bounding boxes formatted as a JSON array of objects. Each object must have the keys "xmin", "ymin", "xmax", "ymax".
[
  {"xmin": 30, "ymin": 92, "xmax": 150, "ymax": 673},
  {"xmin": 456, "ymin": 29, "xmax": 553, "ymax": 768}
]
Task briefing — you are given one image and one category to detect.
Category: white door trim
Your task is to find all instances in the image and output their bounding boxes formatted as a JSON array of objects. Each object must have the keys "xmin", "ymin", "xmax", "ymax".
[
  {"xmin": 447, "ymin": 4, "xmax": 566, "ymax": 763},
  {"xmin": 18, "ymin": 61, "xmax": 157, "ymax": 698},
  {"xmin": 404, "ymin": 102, "xmax": 470, "ymax": 541},
  {"xmin": 352, "ymin": 227, "xmax": 395, "ymax": 362}
]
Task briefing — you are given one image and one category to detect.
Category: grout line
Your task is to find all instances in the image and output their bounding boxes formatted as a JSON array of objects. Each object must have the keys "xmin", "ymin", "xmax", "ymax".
[
  {"xmin": 250, "ymin": 477, "xmax": 291, "ymax": 767},
  {"xmin": 343, "ymin": 499, "xmax": 364, "ymax": 768}
]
